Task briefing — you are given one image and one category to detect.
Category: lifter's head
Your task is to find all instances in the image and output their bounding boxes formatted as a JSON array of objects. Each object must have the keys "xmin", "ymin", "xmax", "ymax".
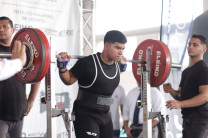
[
  {"xmin": 102, "ymin": 30, "xmax": 127, "ymax": 64},
  {"xmin": 104, "ymin": 30, "xmax": 127, "ymax": 44}
]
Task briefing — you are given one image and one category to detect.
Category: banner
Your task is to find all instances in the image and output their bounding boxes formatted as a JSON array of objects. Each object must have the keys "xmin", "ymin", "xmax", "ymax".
[
  {"xmin": 161, "ymin": 0, "xmax": 194, "ymax": 65},
  {"xmin": 0, "ymin": 0, "xmax": 80, "ymax": 137},
  {"xmin": 159, "ymin": 71, "xmax": 183, "ymax": 138},
  {"xmin": 160, "ymin": 0, "xmax": 195, "ymax": 138}
]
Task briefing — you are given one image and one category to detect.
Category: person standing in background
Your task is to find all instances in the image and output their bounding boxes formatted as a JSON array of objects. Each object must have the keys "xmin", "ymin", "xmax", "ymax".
[
  {"xmin": 163, "ymin": 34, "xmax": 208, "ymax": 138},
  {"xmin": 110, "ymin": 85, "xmax": 126, "ymax": 138},
  {"xmin": 0, "ymin": 16, "xmax": 40, "ymax": 138},
  {"xmin": 123, "ymin": 86, "xmax": 166, "ymax": 138}
]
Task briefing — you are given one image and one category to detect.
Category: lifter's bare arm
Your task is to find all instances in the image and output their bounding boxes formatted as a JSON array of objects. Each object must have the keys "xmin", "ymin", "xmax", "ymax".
[
  {"xmin": 163, "ymin": 83, "xmax": 181, "ymax": 100},
  {"xmin": 57, "ymin": 52, "xmax": 78, "ymax": 85}
]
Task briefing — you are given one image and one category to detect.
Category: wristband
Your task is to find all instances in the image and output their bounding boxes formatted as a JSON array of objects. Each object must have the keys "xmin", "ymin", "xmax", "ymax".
[
  {"xmin": 57, "ymin": 60, "xmax": 68, "ymax": 69},
  {"xmin": 119, "ymin": 63, "xmax": 127, "ymax": 72},
  {"xmin": 59, "ymin": 69, "xmax": 67, "ymax": 73}
]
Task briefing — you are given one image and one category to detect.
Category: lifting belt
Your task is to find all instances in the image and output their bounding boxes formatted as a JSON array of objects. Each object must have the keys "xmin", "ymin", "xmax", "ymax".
[{"xmin": 77, "ymin": 89, "xmax": 114, "ymax": 106}]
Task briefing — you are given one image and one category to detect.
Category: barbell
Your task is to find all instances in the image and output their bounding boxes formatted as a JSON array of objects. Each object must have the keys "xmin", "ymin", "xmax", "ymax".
[{"xmin": 0, "ymin": 28, "xmax": 181, "ymax": 86}]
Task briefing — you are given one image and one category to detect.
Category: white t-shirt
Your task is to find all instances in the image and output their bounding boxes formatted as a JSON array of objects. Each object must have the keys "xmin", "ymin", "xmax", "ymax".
[
  {"xmin": 123, "ymin": 87, "xmax": 166, "ymax": 125},
  {"xmin": 110, "ymin": 85, "xmax": 126, "ymax": 130},
  {"xmin": 0, "ymin": 58, "xmax": 22, "ymax": 81}
]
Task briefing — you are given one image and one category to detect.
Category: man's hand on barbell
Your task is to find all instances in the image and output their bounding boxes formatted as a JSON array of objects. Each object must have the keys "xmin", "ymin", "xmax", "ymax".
[
  {"xmin": 119, "ymin": 55, "xmax": 127, "ymax": 64},
  {"xmin": 57, "ymin": 52, "xmax": 71, "ymax": 62}
]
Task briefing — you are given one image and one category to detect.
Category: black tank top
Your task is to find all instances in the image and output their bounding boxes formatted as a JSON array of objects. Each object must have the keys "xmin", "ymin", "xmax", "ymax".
[{"xmin": 71, "ymin": 52, "xmax": 120, "ymax": 115}]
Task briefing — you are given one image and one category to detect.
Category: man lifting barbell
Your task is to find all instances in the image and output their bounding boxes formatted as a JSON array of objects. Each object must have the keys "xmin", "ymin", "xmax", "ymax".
[
  {"xmin": 0, "ymin": 16, "xmax": 40, "ymax": 138},
  {"xmin": 163, "ymin": 34, "xmax": 208, "ymax": 138},
  {"xmin": 57, "ymin": 30, "xmax": 128, "ymax": 138}
]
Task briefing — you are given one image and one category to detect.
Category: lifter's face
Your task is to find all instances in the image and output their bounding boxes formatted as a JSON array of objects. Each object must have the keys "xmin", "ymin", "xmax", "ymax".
[
  {"xmin": 0, "ymin": 20, "xmax": 15, "ymax": 45},
  {"xmin": 105, "ymin": 42, "xmax": 125, "ymax": 62},
  {"xmin": 187, "ymin": 37, "xmax": 206, "ymax": 58}
]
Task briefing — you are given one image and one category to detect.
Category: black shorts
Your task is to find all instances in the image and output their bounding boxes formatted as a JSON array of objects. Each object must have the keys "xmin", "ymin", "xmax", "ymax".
[{"xmin": 73, "ymin": 113, "xmax": 113, "ymax": 138}]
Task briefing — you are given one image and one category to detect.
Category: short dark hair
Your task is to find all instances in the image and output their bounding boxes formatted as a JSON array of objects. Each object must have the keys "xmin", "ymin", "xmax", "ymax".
[
  {"xmin": 104, "ymin": 30, "xmax": 127, "ymax": 44},
  {"xmin": 191, "ymin": 34, "xmax": 207, "ymax": 47},
  {"xmin": 0, "ymin": 16, "xmax": 13, "ymax": 28}
]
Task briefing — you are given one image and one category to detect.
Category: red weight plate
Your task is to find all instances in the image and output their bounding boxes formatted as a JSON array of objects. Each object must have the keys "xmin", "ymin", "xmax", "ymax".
[
  {"xmin": 157, "ymin": 41, "xmax": 172, "ymax": 85},
  {"xmin": 33, "ymin": 28, "xmax": 50, "ymax": 82},
  {"xmin": 132, "ymin": 39, "xmax": 171, "ymax": 87},
  {"xmin": 11, "ymin": 28, "xmax": 50, "ymax": 83}
]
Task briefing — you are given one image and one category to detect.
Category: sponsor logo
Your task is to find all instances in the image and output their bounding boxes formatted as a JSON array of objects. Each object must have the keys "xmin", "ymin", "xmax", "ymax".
[{"xmin": 86, "ymin": 132, "xmax": 97, "ymax": 136}]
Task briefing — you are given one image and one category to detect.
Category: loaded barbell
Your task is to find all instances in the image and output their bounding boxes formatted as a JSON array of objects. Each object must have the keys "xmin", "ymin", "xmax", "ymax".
[{"xmin": 0, "ymin": 28, "xmax": 181, "ymax": 86}]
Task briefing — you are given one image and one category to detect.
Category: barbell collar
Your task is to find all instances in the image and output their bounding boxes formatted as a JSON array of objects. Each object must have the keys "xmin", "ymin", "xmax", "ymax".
[{"xmin": 171, "ymin": 63, "xmax": 182, "ymax": 69}]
